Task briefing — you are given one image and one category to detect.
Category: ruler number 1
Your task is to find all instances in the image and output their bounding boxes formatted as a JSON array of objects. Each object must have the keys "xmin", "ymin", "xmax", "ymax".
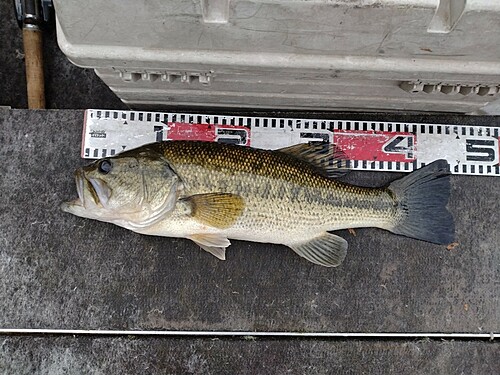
[{"xmin": 154, "ymin": 126, "xmax": 164, "ymax": 142}]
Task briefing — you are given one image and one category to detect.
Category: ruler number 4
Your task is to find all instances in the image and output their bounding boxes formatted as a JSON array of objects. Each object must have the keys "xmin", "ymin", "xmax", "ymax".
[{"xmin": 382, "ymin": 135, "xmax": 414, "ymax": 159}]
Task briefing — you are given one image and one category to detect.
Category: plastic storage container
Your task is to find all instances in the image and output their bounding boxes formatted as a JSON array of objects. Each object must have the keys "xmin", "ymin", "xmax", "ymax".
[{"xmin": 54, "ymin": 0, "xmax": 500, "ymax": 114}]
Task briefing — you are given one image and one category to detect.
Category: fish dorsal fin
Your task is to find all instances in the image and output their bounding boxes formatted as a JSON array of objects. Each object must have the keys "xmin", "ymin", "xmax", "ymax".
[
  {"xmin": 189, "ymin": 233, "xmax": 231, "ymax": 260},
  {"xmin": 289, "ymin": 233, "xmax": 348, "ymax": 267},
  {"xmin": 183, "ymin": 193, "xmax": 245, "ymax": 229},
  {"xmin": 278, "ymin": 142, "xmax": 349, "ymax": 178}
]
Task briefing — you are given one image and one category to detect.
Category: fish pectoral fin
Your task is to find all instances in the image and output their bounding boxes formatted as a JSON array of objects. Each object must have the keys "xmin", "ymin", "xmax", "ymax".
[
  {"xmin": 278, "ymin": 142, "xmax": 350, "ymax": 178},
  {"xmin": 289, "ymin": 233, "xmax": 348, "ymax": 267},
  {"xmin": 184, "ymin": 193, "xmax": 245, "ymax": 229},
  {"xmin": 189, "ymin": 233, "xmax": 231, "ymax": 260}
]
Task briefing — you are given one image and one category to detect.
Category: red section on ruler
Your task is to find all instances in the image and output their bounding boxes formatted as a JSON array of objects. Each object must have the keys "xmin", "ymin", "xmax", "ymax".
[
  {"xmin": 333, "ymin": 130, "xmax": 416, "ymax": 162},
  {"xmin": 166, "ymin": 122, "xmax": 251, "ymax": 146},
  {"xmin": 167, "ymin": 123, "xmax": 216, "ymax": 142}
]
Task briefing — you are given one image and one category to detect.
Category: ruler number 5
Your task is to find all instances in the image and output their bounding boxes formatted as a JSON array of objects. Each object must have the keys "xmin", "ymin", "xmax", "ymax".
[{"xmin": 465, "ymin": 139, "xmax": 497, "ymax": 162}]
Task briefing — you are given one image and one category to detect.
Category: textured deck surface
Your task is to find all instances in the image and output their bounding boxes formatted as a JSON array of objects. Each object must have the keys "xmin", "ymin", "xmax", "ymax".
[
  {"xmin": 0, "ymin": 336, "xmax": 498, "ymax": 374},
  {"xmin": 1, "ymin": 110, "xmax": 499, "ymax": 336}
]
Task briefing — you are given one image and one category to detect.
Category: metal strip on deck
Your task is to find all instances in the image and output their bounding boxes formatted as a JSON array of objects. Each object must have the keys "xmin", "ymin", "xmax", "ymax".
[{"xmin": 0, "ymin": 328, "xmax": 497, "ymax": 340}]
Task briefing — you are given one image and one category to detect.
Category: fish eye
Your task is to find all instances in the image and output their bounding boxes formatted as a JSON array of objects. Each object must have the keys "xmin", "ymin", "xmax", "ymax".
[{"xmin": 98, "ymin": 159, "xmax": 112, "ymax": 174}]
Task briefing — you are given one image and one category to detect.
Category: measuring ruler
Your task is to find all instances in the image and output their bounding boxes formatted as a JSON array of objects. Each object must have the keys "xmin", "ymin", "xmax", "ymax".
[{"xmin": 82, "ymin": 109, "xmax": 500, "ymax": 176}]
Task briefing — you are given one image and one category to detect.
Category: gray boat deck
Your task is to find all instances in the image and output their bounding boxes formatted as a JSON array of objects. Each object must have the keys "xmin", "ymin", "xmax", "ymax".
[
  {"xmin": 1, "ymin": 337, "xmax": 498, "ymax": 374},
  {"xmin": 0, "ymin": 110, "xmax": 499, "ymax": 373}
]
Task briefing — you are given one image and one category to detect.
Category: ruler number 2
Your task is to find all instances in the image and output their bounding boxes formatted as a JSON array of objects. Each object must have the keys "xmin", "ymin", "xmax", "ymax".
[{"xmin": 216, "ymin": 128, "xmax": 249, "ymax": 145}]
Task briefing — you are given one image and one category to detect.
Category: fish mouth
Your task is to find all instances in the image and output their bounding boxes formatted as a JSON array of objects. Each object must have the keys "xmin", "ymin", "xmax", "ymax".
[
  {"xmin": 75, "ymin": 169, "xmax": 86, "ymax": 205},
  {"xmin": 61, "ymin": 170, "xmax": 85, "ymax": 213},
  {"xmin": 61, "ymin": 169, "xmax": 108, "ymax": 211},
  {"xmin": 88, "ymin": 177, "xmax": 111, "ymax": 207}
]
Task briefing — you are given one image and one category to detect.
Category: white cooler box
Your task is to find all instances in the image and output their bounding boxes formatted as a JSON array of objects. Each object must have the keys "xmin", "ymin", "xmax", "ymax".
[{"xmin": 54, "ymin": 0, "xmax": 500, "ymax": 114}]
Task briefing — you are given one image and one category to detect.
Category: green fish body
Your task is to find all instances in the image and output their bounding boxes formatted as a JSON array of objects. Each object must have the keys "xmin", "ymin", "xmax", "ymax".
[{"xmin": 62, "ymin": 141, "xmax": 454, "ymax": 267}]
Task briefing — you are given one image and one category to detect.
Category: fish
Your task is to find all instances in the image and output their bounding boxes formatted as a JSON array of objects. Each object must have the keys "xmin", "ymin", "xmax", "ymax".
[{"xmin": 61, "ymin": 141, "xmax": 454, "ymax": 267}]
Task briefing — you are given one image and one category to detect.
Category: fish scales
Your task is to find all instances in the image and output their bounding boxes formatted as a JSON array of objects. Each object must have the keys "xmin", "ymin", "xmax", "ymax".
[{"xmin": 155, "ymin": 142, "xmax": 397, "ymax": 233}]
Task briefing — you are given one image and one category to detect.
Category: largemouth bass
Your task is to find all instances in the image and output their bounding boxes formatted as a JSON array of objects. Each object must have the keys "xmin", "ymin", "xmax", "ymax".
[{"xmin": 62, "ymin": 141, "xmax": 454, "ymax": 267}]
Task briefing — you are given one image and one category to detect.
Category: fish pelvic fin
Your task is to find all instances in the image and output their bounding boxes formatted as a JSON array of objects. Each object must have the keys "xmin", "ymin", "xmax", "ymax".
[
  {"xmin": 278, "ymin": 142, "xmax": 349, "ymax": 178},
  {"xmin": 289, "ymin": 233, "xmax": 348, "ymax": 267},
  {"xmin": 183, "ymin": 193, "xmax": 245, "ymax": 229},
  {"xmin": 189, "ymin": 233, "xmax": 230, "ymax": 260},
  {"xmin": 388, "ymin": 159, "xmax": 455, "ymax": 245}
]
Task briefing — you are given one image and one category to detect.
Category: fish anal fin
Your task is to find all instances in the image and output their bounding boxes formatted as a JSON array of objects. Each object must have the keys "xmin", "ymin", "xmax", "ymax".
[
  {"xmin": 185, "ymin": 193, "xmax": 245, "ymax": 229},
  {"xmin": 278, "ymin": 142, "xmax": 349, "ymax": 178},
  {"xmin": 189, "ymin": 233, "xmax": 230, "ymax": 260},
  {"xmin": 289, "ymin": 233, "xmax": 348, "ymax": 267}
]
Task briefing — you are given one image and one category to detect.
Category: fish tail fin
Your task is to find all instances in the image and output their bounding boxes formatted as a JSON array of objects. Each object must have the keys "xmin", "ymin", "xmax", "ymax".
[{"xmin": 388, "ymin": 160, "xmax": 454, "ymax": 244}]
